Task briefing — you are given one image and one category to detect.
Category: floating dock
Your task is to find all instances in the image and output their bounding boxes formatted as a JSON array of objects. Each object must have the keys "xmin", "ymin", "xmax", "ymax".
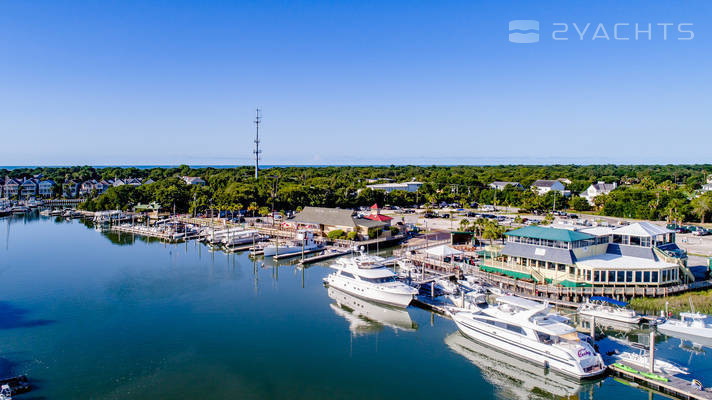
[{"xmin": 609, "ymin": 362, "xmax": 712, "ymax": 400}]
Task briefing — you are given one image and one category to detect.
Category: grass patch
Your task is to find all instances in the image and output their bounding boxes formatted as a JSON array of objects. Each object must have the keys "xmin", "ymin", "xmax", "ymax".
[{"xmin": 629, "ymin": 289, "xmax": 712, "ymax": 316}]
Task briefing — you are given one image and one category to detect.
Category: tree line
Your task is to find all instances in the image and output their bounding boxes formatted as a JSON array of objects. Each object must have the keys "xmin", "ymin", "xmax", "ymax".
[{"xmin": 2, "ymin": 164, "xmax": 711, "ymax": 223}]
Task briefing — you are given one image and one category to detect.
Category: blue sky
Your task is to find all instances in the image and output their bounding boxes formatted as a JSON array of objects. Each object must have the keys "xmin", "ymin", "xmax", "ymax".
[{"xmin": 0, "ymin": 0, "xmax": 709, "ymax": 166}]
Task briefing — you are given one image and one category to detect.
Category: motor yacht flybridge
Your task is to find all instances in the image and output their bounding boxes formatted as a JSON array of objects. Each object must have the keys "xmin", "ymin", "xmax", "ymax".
[
  {"xmin": 324, "ymin": 253, "xmax": 418, "ymax": 308},
  {"xmin": 450, "ymin": 296, "xmax": 606, "ymax": 379},
  {"xmin": 577, "ymin": 296, "xmax": 641, "ymax": 324}
]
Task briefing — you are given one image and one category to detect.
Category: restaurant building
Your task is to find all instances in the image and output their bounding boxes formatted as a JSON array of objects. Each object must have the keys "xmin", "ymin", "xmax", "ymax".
[{"xmin": 481, "ymin": 222, "xmax": 689, "ymax": 287}]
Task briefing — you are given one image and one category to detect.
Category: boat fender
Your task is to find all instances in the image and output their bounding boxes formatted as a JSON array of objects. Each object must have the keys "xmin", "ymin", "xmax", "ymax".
[{"xmin": 692, "ymin": 379, "xmax": 703, "ymax": 391}]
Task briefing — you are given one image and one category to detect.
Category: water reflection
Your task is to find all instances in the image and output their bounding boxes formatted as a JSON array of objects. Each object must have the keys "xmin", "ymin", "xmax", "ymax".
[
  {"xmin": 445, "ymin": 331, "xmax": 592, "ymax": 400},
  {"xmin": 328, "ymin": 287, "xmax": 417, "ymax": 336}
]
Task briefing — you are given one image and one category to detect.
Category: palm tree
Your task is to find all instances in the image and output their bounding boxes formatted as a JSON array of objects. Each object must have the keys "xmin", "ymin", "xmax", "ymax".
[
  {"xmin": 691, "ymin": 195, "xmax": 712, "ymax": 224},
  {"xmin": 248, "ymin": 202, "xmax": 259, "ymax": 217},
  {"xmin": 459, "ymin": 218, "xmax": 470, "ymax": 232}
]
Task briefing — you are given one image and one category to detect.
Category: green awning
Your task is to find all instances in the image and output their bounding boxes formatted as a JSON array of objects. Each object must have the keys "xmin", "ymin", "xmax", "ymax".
[
  {"xmin": 558, "ymin": 280, "xmax": 592, "ymax": 288},
  {"xmin": 479, "ymin": 265, "xmax": 533, "ymax": 281}
]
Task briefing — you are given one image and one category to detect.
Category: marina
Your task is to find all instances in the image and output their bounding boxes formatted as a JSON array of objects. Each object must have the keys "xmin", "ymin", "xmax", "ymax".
[{"xmin": 3, "ymin": 211, "xmax": 712, "ymax": 399}]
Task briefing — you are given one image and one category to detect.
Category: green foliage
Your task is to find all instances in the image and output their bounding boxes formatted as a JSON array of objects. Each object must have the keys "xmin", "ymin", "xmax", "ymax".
[
  {"xmin": 368, "ymin": 227, "xmax": 383, "ymax": 239},
  {"xmin": 570, "ymin": 196, "xmax": 592, "ymax": 212},
  {"xmin": 327, "ymin": 229, "xmax": 346, "ymax": 239},
  {"xmin": 4, "ymin": 164, "xmax": 711, "ymax": 224},
  {"xmin": 346, "ymin": 231, "xmax": 359, "ymax": 241},
  {"xmin": 389, "ymin": 226, "xmax": 400, "ymax": 235}
]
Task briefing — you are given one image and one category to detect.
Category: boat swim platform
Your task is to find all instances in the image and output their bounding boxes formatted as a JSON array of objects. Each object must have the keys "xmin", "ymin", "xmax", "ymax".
[{"xmin": 608, "ymin": 362, "xmax": 712, "ymax": 400}]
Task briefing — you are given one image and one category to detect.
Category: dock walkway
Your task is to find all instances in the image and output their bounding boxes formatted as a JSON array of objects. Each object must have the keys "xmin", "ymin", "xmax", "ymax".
[{"xmin": 609, "ymin": 362, "xmax": 712, "ymax": 400}]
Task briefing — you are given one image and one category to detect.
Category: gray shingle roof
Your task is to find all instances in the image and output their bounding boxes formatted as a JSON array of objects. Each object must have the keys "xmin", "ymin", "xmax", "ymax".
[
  {"xmin": 291, "ymin": 206, "xmax": 386, "ymax": 228},
  {"xmin": 501, "ymin": 242, "xmax": 576, "ymax": 265}
]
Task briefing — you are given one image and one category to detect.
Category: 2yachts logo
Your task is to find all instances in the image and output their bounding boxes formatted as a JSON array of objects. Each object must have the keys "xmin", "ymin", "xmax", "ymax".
[{"xmin": 509, "ymin": 20, "xmax": 694, "ymax": 43}]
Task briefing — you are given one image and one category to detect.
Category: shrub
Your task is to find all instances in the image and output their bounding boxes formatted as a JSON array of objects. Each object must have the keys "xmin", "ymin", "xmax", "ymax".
[
  {"xmin": 327, "ymin": 229, "xmax": 345, "ymax": 240},
  {"xmin": 389, "ymin": 226, "xmax": 400, "ymax": 235},
  {"xmin": 346, "ymin": 231, "xmax": 359, "ymax": 241}
]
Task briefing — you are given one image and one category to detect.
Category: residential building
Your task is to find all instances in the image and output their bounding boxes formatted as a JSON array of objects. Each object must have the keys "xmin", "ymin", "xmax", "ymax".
[
  {"xmin": 63, "ymin": 180, "xmax": 80, "ymax": 198},
  {"xmin": 489, "ymin": 181, "xmax": 524, "ymax": 190},
  {"xmin": 3, "ymin": 177, "xmax": 21, "ymax": 198},
  {"xmin": 581, "ymin": 181, "xmax": 618, "ymax": 205},
  {"xmin": 38, "ymin": 180, "xmax": 56, "ymax": 197},
  {"xmin": 481, "ymin": 222, "xmax": 689, "ymax": 288},
  {"xmin": 289, "ymin": 206, "xmax": 389, "ymax": 239},
  {"xmin": 20, "ymin": 178, "xmax": 38, "ymax": 198},
  {"xmin": 96, "ymin": 180, "xmax": 112, "ymax": 194},
  {"xmin": 531, "ymin": 180, "xmax": 569, "ymax": 196},
  {"xmin": 79, "ymin": 179, "xmax": 99, "ymax": 196},
  {"xmin": 182, "ymin": 176, "xmax": 206, "ymax": 186},
  {"xmin": 365, "ymin": 180, "xmax": 422, "ymax": 193}
]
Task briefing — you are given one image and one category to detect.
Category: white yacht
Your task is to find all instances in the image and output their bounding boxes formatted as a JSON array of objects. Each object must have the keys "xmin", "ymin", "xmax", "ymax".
[
  {"xmin": 221, "ymin": 229, "xmax": 263, "ymax": 246},
  {"xmin": 448, "ymin": 285, "xmax": 488, "ymax": 310},
  {"xmin": 658, "ymin": 312, "xmax": 712, "ymax": 340},
  {"xmin": 577, "ymin": 296, "xmax": 641, "ymax": 324},
  {"xmin": 450, "ymin": 296, "xmax": 606, "ymax": 379},
  {"xmin": 324, "ymin": 253, "xmax": 418, "ymax": 308},
  {"xmin": 445, "ymin": 332, "xmax": 586, "ymax": 400},
  {"xmin": 263, "ymin": 231, "xmax": 321, "ymax": 257},
  {"xmin": 328, "ymin": 287, "xmax": 417, "ymax": 335}
]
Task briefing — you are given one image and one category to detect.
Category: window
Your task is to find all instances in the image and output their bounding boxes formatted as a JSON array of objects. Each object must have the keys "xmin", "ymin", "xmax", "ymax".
[
  {"xmin": 630, "ymin": 236, "xmax": 641, "ymax": 246},
  {"xmin": 617, "ymin": 271, "xmax": 625, "ymax": 283},
  {"xmin": 558, "ymin": 264, "xmax": 566, "ymax": 272},
  {"xmin": 652, "ymin": 271, "xmax": 659, "ymax": 283},
  {"xmin": 569, "ymin": 266, "xmax": 576, "ymax": 275},
  {"xmin": 608, "ymin": 270, "xmax": 616, "ymax": 282},
  {"xmin": 586, "ymin": 270, "xmax": 592, "ymax": 281},
  {"xmin": 361, "ymin": 276, "xmax": 396, "ymax": 283},
  {"xmin": 644, "ymin": 271, "xmax": 651, "ymax": 283},
  {"xmin": 593, "ymin": 271, "xmax": 600, "ymax": 282},
  {"xmin": 341, "ymin": 272, "xmax": 355, "ymax": 279},
  {"xmin": 626, "ymin": 271, "xmax": 633, "ymax": 283},
  {"xmin": 635, "ymin": 271, "xmax": 642, "ymax": 282},
  {"xmin": 662, "ymin": 270, "xmax": 668, "ymax": 282},
  {"xmin": 612, "ymin": 235, "xmax": 622, "ymax": 244}
]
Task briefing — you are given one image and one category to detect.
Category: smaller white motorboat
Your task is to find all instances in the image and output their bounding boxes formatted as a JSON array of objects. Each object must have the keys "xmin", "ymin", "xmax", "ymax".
[
  {"xmin": 614, "ymin": 351, "xmax": 689, "ymax": 375},
  {"xmin": 658, "ymin": 312, "xmax": 712, "ymax": 340},
  {"xmin": 578, "ymin": 296, "xmax": 641, "ymax": 324}
]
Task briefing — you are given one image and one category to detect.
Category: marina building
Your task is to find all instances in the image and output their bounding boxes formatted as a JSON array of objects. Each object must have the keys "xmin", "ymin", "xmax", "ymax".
[
  {"xmin": 365, "ymin": 180, "xmax": 423, "ymax": 193},
  {"xmin": 489, "ymin": 181, "xmax": 524, "ymax": 190},
  {"xmin": 290, "ymin": 206, "xmax": 389, "ymax": 239},
  {"xmin": 481, "ymin": 222, "xmax": 689, "ymax": 287},
  {"xmin": 20, "ymin": 178, "xmax": 39, "ymax": 197}
]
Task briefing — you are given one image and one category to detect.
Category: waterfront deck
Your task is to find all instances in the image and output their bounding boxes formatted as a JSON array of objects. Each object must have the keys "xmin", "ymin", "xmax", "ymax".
[{"xmin": 401, "ymin": 252, "xmax": 712, "ymax": 304}]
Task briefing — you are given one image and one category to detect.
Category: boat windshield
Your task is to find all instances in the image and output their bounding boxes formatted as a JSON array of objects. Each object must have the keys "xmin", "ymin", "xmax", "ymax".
[{"xmin": 361, "ymin": 276, "xmax": 396, "ymax": 284}]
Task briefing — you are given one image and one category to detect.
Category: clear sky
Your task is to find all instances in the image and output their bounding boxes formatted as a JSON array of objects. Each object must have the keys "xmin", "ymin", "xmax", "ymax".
[{"xmin": 0, "ymin": 0, "xmax": 709, "ymax": 166}]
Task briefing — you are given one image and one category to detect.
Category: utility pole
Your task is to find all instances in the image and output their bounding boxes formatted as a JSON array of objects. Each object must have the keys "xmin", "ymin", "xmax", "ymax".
[{"xmin": 253, "ymin": 108, "xmax": 262, "ymax": 179}]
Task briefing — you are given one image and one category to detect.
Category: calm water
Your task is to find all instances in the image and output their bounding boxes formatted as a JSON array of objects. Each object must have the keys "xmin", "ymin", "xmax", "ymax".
[{"xmin": 1, "ymin": 214, "xmax": 711, "ymax": 399}]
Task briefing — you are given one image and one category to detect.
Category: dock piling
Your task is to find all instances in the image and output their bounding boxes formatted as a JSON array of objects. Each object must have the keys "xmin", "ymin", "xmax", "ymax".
[{"xmin": 649, "ymin": 330, "xmax": 656, "ymax": 374}]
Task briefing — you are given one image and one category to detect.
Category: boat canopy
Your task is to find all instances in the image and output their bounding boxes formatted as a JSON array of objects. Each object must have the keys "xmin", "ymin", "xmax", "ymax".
[{"xmin": 590, "ymin": 296, "xmax": 628, "ymax": 307}]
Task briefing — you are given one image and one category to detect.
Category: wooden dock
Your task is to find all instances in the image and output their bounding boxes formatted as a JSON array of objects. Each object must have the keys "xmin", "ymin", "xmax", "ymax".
[
  {"xmin": 609, "ymin": 362, "xmax": 712, "ymax": 400},
  {"xmin": 297, "ymin": 248, "xmax": 350, "ymax": 265},
  {"xmin": 273, "ymin": 247, "xmax": 326, "ymax": 260}
]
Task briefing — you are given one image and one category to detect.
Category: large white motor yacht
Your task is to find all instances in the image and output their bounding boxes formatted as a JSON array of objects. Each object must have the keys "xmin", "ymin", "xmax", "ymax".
[
  {"xmin": 577, "ymin": 296, "xmax": 641, "ymax": 324},
  {"xmin": 658, "ymin": 312, "xmax": 712, "ymax": 340},
  {"xmin": 324, "ymin": 254, "xmax": 418, "ymax": 308},
  {"xmin": 450, "ymin": 296, "xmax": 606, "ymax": 379},
  {"xmin": 263, "ymin": 231, "xmax": 321, "ymax": 257}
]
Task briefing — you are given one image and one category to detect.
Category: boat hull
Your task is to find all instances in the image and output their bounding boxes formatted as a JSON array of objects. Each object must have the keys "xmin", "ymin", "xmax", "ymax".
[
  {"xmin": 263, "ymin": 244, "xmax": 320, "ymax": 257},
  {"xmin": 324, "ymin": 276, "xmax": 414, "ymax": 308},
  {"xmin": 452, "ymin": 316, "xmax": 605, "ymax": 380},
  {"xmin": 579, "ymin": 310, "xmax": 641, "ymax": 324}
]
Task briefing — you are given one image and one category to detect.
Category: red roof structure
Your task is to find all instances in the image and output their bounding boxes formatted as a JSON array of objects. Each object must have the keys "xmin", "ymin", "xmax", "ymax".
[
  {"xmin": 365, "ymin": 214, "xmax": 393, "ymax": 222},
  {"xmin": 371, "ymin": 203, "xmax": 379, "ymax": 209}
]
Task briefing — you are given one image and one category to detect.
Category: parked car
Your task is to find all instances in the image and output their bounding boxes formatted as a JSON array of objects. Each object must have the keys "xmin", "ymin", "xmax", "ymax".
[{"xmin": 693, "ymin": 229, "xmax": 709, "ymax": 236}]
